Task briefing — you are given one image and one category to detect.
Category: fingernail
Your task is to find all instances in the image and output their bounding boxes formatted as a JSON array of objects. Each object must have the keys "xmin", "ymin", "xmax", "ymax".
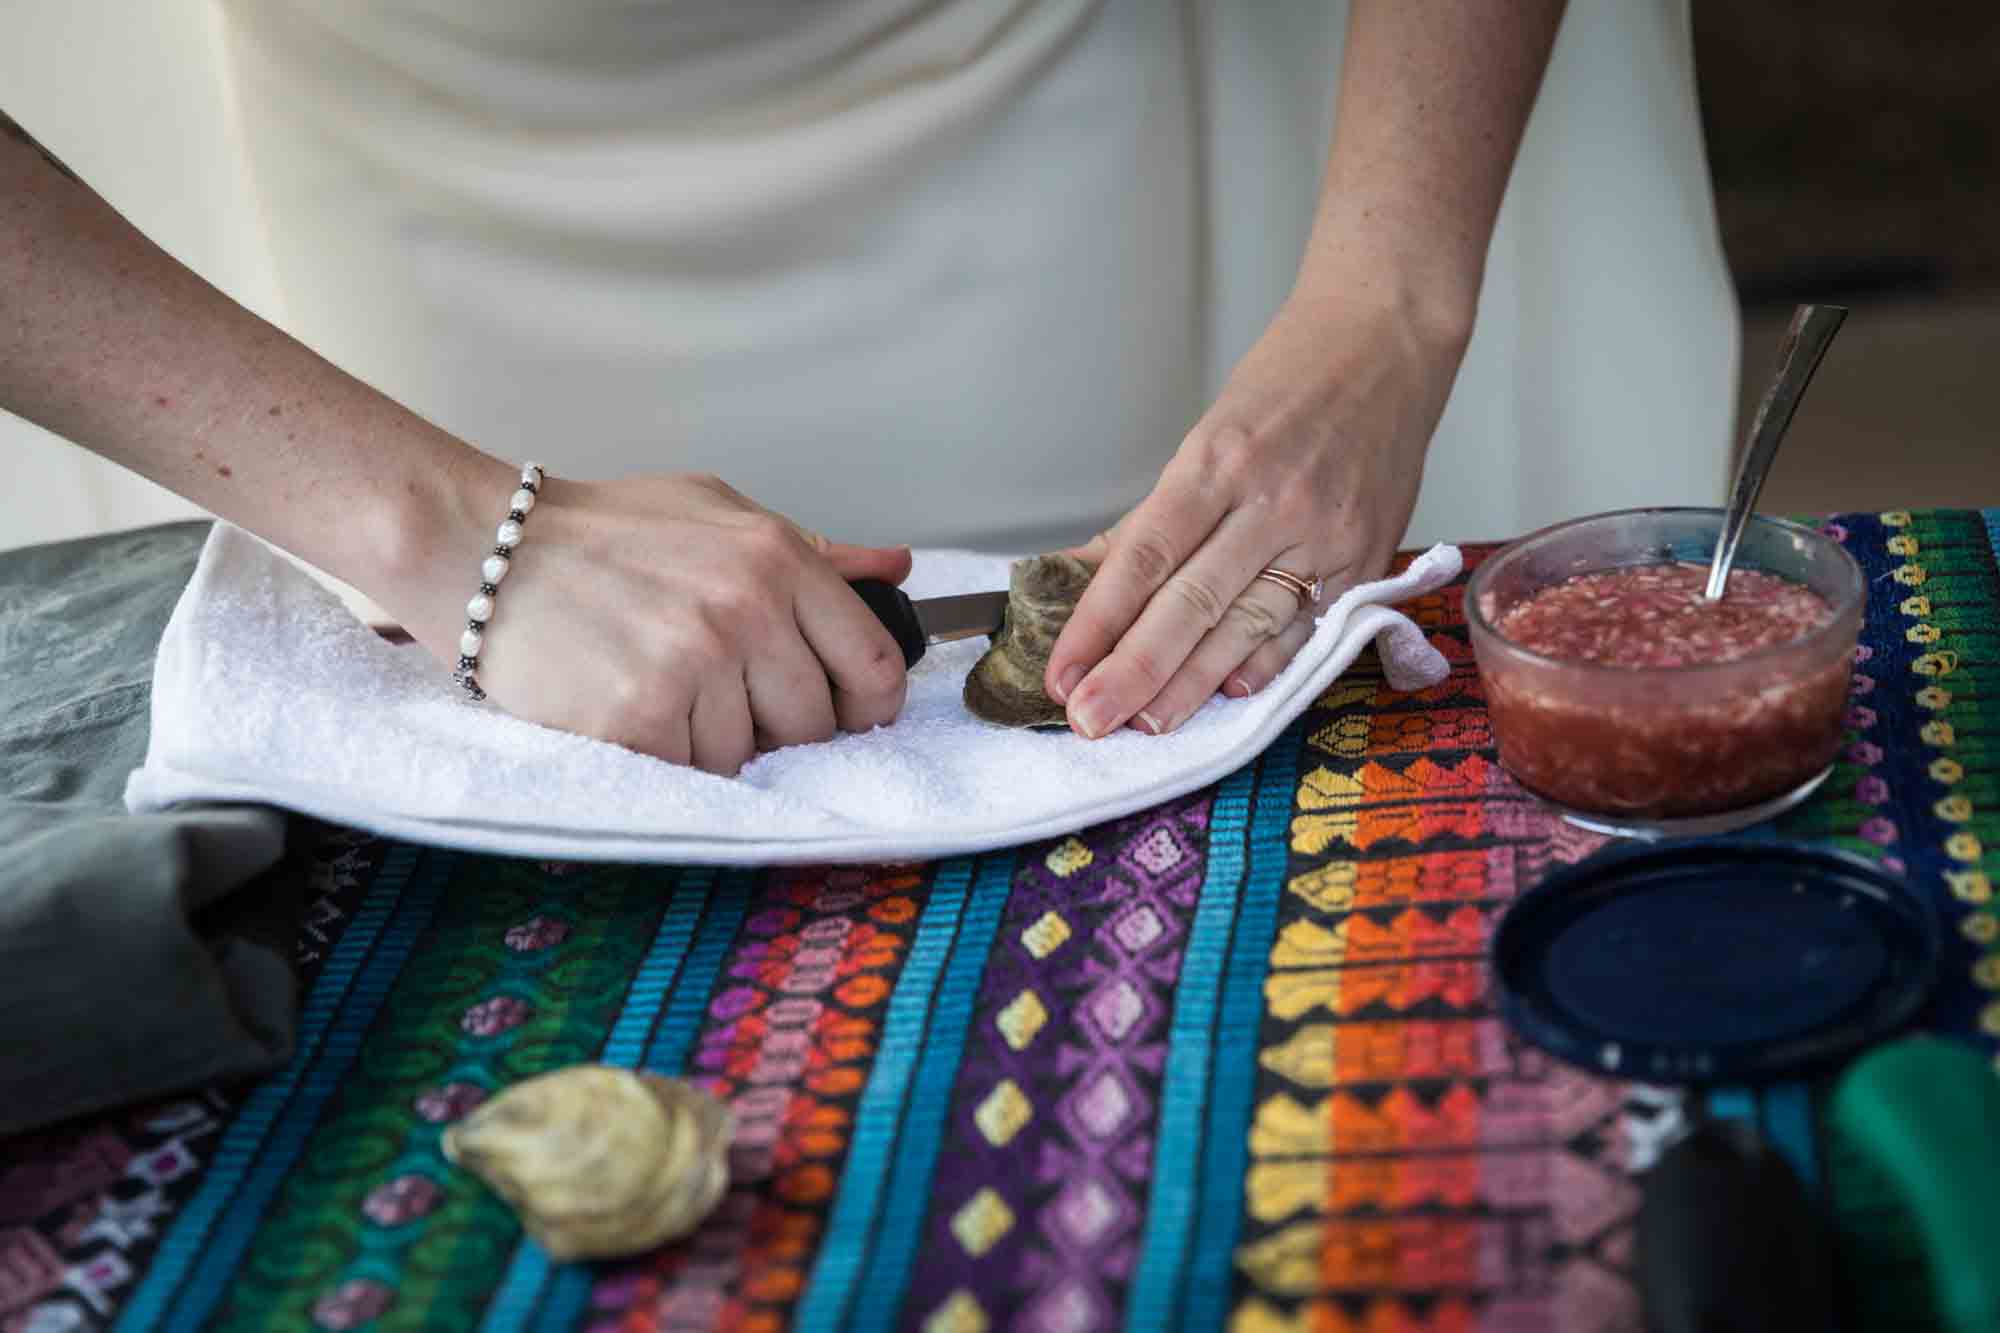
[
  {"xmin": 1070, "ymin": 691, "xmax": 1118, "ymax": 740},
  {"xmin": 1225, "ymin": 678, "xmax": 1252, "ymax": 699},
  {"xmin": 1052, "ymin": 664, "xmax": 1085, "ymax": 704},
  {"xmin": 1136, "ymin": 709, "xmax": 1165, "ymax": 735}
]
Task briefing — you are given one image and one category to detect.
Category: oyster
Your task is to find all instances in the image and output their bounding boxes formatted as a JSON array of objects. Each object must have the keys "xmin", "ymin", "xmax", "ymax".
[
  {"xmin": 441, "ymin": 1065, "xmax": 732, "ymax": 1261},
  {"xmin": 964, "ymin": 553, "xmax": 1094, "ymax": 728}
]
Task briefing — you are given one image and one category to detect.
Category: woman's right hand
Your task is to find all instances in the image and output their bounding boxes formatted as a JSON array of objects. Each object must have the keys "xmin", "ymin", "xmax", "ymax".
[{"xmin": 390, "ymin": 461, "xmax": 912, "ymax": 775}]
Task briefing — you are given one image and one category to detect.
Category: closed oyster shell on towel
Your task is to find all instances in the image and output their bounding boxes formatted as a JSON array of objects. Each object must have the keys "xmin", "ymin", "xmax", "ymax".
[
  {"xmin": 964, "ymin": 553, "xmax": 1094, "ymax": 728},
  {"xmin": 441, "ymin": 1065, "xmax": 732, "ymax": 1261}
]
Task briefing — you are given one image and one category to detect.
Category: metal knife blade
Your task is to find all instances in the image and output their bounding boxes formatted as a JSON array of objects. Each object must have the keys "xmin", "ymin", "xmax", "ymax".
[
  {"xmin": 909, "ymin": 591, "xmax": 1008, "ymax": 645},
  {"xmin": 846, "ymin": 579, "xmax": 1007, "ymax": 668}
]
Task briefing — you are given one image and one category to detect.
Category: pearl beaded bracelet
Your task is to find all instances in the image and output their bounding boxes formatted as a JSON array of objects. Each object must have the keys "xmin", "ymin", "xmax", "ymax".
[{"xmin": 454, "ymin": 461, "xmax": 543, "ymax": 701}]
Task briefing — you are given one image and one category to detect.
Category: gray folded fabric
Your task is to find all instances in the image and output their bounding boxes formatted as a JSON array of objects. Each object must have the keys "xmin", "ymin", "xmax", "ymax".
[{"xmin": 1, "ymin": 521, "xmax": 292, "ymax": 1136}]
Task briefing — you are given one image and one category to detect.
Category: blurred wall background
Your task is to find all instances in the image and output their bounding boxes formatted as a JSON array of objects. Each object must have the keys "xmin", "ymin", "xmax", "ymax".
[
  {"xmin": 1, "ymin": 3, "xmax": 272, "ymax": 552},
  {"xmin": 1696, "ymin": 3, "xmax": 2000, "ymax": 511},
  {"xmin": 3, "ymin": 4, "xmax": 1995, "ymax": 554}
]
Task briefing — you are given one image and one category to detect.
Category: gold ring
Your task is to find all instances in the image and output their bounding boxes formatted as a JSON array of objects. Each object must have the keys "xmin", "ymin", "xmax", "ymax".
[{"xmin": 1253, "ymin": 566, "xmax": 1324, "ymax": 609}]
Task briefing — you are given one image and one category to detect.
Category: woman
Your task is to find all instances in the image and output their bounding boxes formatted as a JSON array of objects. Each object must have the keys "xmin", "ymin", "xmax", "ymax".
[{"xmin": 0, "ymin": 1, "xmax": 1736, "ymax": 773}]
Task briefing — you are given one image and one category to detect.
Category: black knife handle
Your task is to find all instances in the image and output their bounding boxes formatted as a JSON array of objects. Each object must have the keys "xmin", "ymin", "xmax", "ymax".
[{"xmin": 849, "ymin": 579, "xmax": 926, "ymax": 669}]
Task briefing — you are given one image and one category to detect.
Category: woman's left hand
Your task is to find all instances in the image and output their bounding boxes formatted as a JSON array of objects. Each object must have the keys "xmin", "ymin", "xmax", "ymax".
[{"xmin": 1043, "ymin": 283, "xmax": 1469, "ymax": 739}]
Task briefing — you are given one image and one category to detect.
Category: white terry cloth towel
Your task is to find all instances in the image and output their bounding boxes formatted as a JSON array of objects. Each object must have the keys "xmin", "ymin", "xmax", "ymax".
[{"xmin": 126, "ymin": 525, "xmax": 1461, "ymax": 865}]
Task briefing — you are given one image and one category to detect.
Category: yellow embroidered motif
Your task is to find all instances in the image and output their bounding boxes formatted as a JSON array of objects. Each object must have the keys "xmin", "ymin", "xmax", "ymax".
[
  {"xmin": 1228, "ymin": 1297, "xmax": 1306, "ymax": 1333},
  {"xmin": 1309, "ymin": 714, "xmax": 1371, "ymax": 759},
  {"xmin": 1906, "ymin": 623, "xmax": 1942, "ymax": 645},
  {"xmin": 1271, "ymin": 919, "xmax": 1346, "ymax": 969},
  {"xmin": 1913, "ymin": 650, "xmax": 1958, "ymax": 676},
  {"xmin": 1291, "ymin": 767, "xmax": 1365, "ymax": 854},
  {"xmin": 1946, "ymin": 833, "xmax": 1984, "ymax": 864},
  {"xmin": 1020, "ymin": 911, "xmax": 1072, "ymax": 959},
  {"xmin": 1246, "ymin": 1162, "xmax": 1325, "ymax": 1223},
  {"xmin": 1249, "ymin": 1093, "xmax": 1330, "ymax": 1157},
  {"xmin": 1934, "ymin": 795, "xmax": 1974, "ymax": 823},
  {"xmin": 922, "ymin": 1291, "xmax": 989, "ymax": 1333},
  {"xmin": 1318, "ymin": 678, "xmax": 1381, "ymax": 710},
  {"xmin": 1921, "ymin": 721, "xmax": 1957, "ymax": 747},
  {"xmin": 950, "ymin": 1189, "xmax": 1015, "ymax": 1258},
  {"xmin": 995, "ymin": 990, "xmax": 1048, "ymax": 1051},
  {"xmin": 1295, "ymin": 765, "xmax": 1366, "ymax": 810},
  {"xmin": 1286, "ymin": 862, "xmax": 1356, "ymax": 912},
  {"xmin": 1946, "ymin": 869, "xmax": 1992, "ymax": 903},
  {"xmin": 974, "ymin": 1080, "xmax": 1032, "ymax": 1147},
  {"xmin": 1891, "ymin": 563, "xmax": 1927, "ymax": 587},
  {"xmin": 1880, "ymin": 510, "xmax": 1912, "ymax": 527},
  {"xmin": 1963, "ymin": 914, "xmax": 1998, "ymax": 945},
  {"xmin": 1981, "ymin": 1000, "xmax": 2000, "ymax": 1038},
  {"xmin": 1917, "ymin": 685, "xmax": 1954, "ymax": 710},
  {"xmin": 1258, "ymin": 1025, "xmax": 1336, "ymax": 1088},
  {"xmin": 1290, "ymin": 812, "xmax": 1359, "ymax": 857},
  {"xmin": 1264, "ymin": 971, "xmax": 1342, "ymax": 1022},
  {"xmin": 1900, "ymin": 594, "xmax": 1932, "ymax": 617},
  {"xmin": 1973, "ymin": 956, "xmax": 2000, "ymax": 990},
  {"xmin": 1044, "ymin": 838, "xmax": 1093, "ymax": 877},
  {"xmin": 1887, "ymin": 534, "xmax": 1920, "ymax": 556},
  {"xmin": 1234, "ymin": 1222, "xmax": 1323, "ymax": 1295},
  {"xmin": 1930, "ymin": 758, "xmax": 1965, "ymax": 785}
]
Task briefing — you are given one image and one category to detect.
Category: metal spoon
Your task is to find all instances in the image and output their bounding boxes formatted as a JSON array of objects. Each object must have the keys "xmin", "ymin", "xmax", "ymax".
[{"xmin": 1704, "ymin": 303, "xmax": 1848, "ymax": 600}]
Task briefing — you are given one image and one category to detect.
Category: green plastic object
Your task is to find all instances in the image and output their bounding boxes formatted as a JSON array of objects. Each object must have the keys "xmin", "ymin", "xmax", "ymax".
[{"xmin": 1827, "ymin": 1037, "xmax": 2000, "ymax": 1333}]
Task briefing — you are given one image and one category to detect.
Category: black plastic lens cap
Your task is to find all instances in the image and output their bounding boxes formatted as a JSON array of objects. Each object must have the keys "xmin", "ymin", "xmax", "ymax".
[{"xmin": 1491, "ymin": 840, "xmax": 1939, "ymax": 1084}]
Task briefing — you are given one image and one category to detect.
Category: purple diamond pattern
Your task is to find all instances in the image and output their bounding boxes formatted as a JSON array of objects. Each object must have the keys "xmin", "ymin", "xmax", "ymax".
[{"xmin": 901, "ymin": 790, "xmax": 1214, "ymax": 1330}]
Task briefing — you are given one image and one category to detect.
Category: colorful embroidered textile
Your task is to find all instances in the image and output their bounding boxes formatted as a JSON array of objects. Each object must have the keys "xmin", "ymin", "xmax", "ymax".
[{"xmin": 3, "ymin": 510, "xmax": 1996, "ymax": 1331}]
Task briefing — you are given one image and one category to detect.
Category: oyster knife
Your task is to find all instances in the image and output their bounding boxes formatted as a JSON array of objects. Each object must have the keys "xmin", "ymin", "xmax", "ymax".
[{"xmin": 848, "ymin": 579, "xmax": 1007, "ymax": 668}]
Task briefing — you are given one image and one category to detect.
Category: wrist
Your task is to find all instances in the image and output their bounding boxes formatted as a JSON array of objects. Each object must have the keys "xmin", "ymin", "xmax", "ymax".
[
  {"xmin": 1290, "ymin": 214, "xmax": 1481, "ymax": 358},
  {"xmin": 353, "ymin": 437, "xmax": 519, "ymax": 647}
]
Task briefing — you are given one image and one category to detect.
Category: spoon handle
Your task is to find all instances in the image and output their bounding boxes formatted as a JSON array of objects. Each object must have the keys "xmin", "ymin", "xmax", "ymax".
[{"xmin": 1705, "ymin": 303, "xmax": 1848, "ymax": 600}]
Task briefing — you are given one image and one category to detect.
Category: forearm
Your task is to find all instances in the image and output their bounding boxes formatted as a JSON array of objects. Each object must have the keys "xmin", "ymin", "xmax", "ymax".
[
  {"xmin": 1294, "ymin": 1, "xmax": 1567, "ymax": 336},
  {"xmin": 0, "ymin": 109, "xmax": 503, "ymax": 617}
]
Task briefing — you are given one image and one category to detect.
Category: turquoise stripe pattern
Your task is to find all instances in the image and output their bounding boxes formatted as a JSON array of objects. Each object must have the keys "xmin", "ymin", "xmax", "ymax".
[
  {"xmin": 1123, "ymin": 747, "xmax": 1267, "ymax": 1331},
  {"xmin": 526, "ymin": 867, "xmax": 761, "ymax": 1333},
  {"xmin": 644, "ymin": 867, "xmax": 758, "ymax": 1075},
  {"xmin": 112, "ymin": 844, "xmax": 444, "ymax": 1333},
  {"xmin": 847, "ymin": 852, "xmax": 1018, "ymax": 1331},
  {"xmin": 478, "ymin": 866, "xmax": 715, "ymax": 1333},
  {"xmin": 792, "ymin": 856, "xmax": 986, "ymax": 1332},
  {"xmin": 1984, "ymin": 505, "xmax": 2000, "ymax": 559},
  {"xmin": 1180, "ymin": 722, "xmax": 1307, "ymax": 1329}
]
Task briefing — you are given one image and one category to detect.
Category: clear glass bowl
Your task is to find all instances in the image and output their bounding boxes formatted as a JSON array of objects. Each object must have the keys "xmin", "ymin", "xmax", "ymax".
[{"xmin": 1466, "ymin": 508, "xmax": 1864, "ymax": 836}]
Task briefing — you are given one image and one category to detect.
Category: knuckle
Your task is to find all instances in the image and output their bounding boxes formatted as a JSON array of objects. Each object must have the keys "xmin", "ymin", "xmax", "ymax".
[
  {"xmin": 848, "ymin": 636, "xmax": 908, "ymax": 705},
  {"xmin": 1162, "ymin": 573, "xmax": 1227, "ymax": 629},
  {"xmin": 602, "ymin": 668, "xmax": 655, "ymax": 724},
  {"xmin": 735, "ymin": 514, "xmax": 802, "ymax": 576},
  {"xmin": 1229, "ymin": 595, "xmax": 1290, "ymax": 644},
  {"xmin": 1184, "ymin": 424, "xmax": 1254, "ymax": 481},
  {"xmin": 682, "ymin": 616, "xmax": 742, "ymax": 667},
  {"xmin": 600, "ymin": 673, "xmax": 684, "ymax": 746},
  {"xmin": 1121, "ymin": 530, "xmax": 1180, "ymax": 588},
  {"xmin": 1117, "ymin": 646, "xmax": 1174, "ymax": 694},
  {"xmin": 1269, "ymin": 487, "xmax": 1319, "ymax": 530}
]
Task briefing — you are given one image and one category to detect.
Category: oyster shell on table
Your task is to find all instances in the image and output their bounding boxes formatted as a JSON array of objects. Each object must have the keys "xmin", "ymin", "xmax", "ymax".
[
  {"xmin": 440, "ymin": 1065, "xmax": 732, "ymax": 1262},
  {"xmin": 963, "ymin": 553, "xmax": 1094, "ymax": 729}
]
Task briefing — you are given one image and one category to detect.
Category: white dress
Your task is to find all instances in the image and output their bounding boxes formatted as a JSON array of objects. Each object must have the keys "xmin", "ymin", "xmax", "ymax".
[{"xmin": 214, "ymin": 0, "xmax": 1738, "ymax": 551}]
